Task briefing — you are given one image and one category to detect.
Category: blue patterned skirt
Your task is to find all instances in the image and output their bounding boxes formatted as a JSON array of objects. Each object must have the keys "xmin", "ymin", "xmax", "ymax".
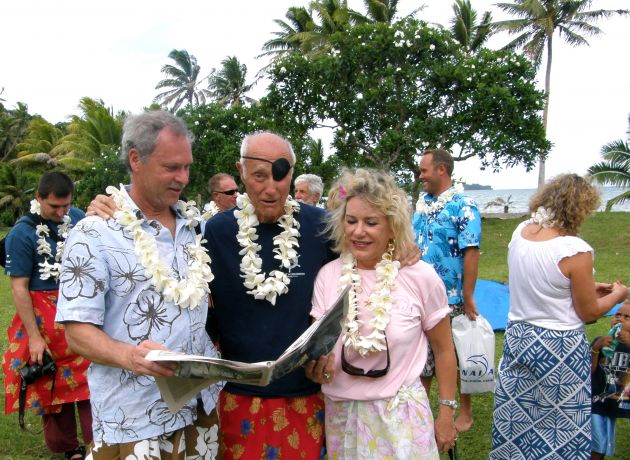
[{"xmin": 490, "ymin": 321, "xmax": 591, "ymax": 460}]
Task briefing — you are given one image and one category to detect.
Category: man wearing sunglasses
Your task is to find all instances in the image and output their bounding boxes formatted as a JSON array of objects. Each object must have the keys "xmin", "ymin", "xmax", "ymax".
[
  {"xmin": 204, "ymin": 131, "xmax": 336, "ymax": 459},
  {"xmin": 207, "ymin": 173, "xmax": 239, "ymax": 212}
]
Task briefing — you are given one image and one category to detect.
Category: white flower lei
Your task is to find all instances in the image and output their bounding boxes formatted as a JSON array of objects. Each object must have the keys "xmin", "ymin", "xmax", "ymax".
[
  {"xmin": 531, "ymin": 206, "xmax": 556, "ymax": 228},
  {"xmin": 30, "ymin": 199, "xmax": 72, "ymax": 281},
  {"xmin": 201, "ymin": 201, "xmax": 220, "ymax": 220},
  {"xmin": 105, "ymin": 185, "xmax": 213, "ymax": 309},
  {"xmin": 415, "ymin": 182, "xmax": 465, "ymax": 216},
  {"xmin": 234, "ymin": 193, "xmax": 300, "ymax": 305},
  {"xmin": 338, "ymin": 246, "xmax": 400, "ymax": 357}
]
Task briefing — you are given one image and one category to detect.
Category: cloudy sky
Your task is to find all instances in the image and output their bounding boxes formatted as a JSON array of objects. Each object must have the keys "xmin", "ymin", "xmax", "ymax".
[{"xmin": 1, "ymin": 0, "xmax": 628, "ymax": 189}]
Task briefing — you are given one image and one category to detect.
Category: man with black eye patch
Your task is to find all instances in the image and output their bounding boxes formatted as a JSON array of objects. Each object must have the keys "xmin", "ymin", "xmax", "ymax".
[{"xmin": 203, "ymin": 131, "xmax": 336, "ymax": 459}]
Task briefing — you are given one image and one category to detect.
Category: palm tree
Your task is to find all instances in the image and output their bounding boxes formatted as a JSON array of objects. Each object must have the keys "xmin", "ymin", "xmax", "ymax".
[
  {"xmin": 449, "ymin": 0, "xmax": 493, "ymax": 53},
  {"xmin": 355, "ymin": 0, "xmax": 423, "ymax": 24},
  {"xmin": 15, "ymin": 116, "xmax": 64, "ymax": 158},
  {"xmin": 13, "ymin": 98, "xmax": 124, "ymax": 173},
  {"xmin": 493, "ymin": 0, "xmax": 629, "ymax": 188},
  {"xmin": 0, "ymin": 102, "xmax": 31, "ymax": 162},
  {"xmin": 0, "ymin": 163, "xmax": 35, "ymax": 220},
  {"xmin": 588, "ymin": 115, "xmax": 630, "ymax": 210},
  {"xmin": 262, "ymin": 0, "xmax": 356, "ymax": 58},
  {"xmin": 154, "ymin": 49, "xmax": 208, "ymax": 112},
  {"xmin": 207, "ymin": 56, "xmax": 255, "ymax": 107},
  {"xmin": 261, "ymin": 6, "xmax": 319, "ymax": 57},
  {"xmin": 484, "ymin": 194, "xmax": 515, "ymax": 214}
]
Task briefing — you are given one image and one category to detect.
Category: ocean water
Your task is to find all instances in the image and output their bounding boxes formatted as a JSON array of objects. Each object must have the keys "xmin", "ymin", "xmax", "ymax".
[{"xmin": 466, "ymin": 186, "xmax": 630, "ymax": 214}]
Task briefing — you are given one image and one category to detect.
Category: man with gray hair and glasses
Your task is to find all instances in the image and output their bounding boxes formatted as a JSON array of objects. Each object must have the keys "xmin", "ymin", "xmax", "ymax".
[
  {"xmin": 202, "ymin": 173, "xmax": 239, "ymax": 218},
  {"xmin": 294, "ymin": 173, "xmax": 323, "ymax": 206},
  {"xmin": 57, "ymin": 110, "xmax": 221, "ymax": 459}
]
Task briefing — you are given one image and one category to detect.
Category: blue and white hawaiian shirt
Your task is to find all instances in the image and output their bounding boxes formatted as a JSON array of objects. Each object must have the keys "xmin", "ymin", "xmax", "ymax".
[
  {"xmin": 412, "ymin": 188, "xmax": 481, "ymax": 305},
  {"xmin": 56, "ymin": 186, "xmax": 221, "ymax": 444}
]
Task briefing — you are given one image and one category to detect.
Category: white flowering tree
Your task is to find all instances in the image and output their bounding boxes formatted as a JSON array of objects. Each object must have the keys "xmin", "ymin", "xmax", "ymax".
[{"xmin": 264, "ymin": 18, "xmax": 550, "ymax": 199}]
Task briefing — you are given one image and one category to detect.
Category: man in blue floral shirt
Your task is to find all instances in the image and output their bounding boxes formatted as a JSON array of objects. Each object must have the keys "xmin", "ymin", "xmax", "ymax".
[
  {"xmin": 412, "ymin": 148, "xmax": 481, "ymax": 433},
  {"xmin": 56, "ymin": 111, "xmax": 221, "ymax": 460}
]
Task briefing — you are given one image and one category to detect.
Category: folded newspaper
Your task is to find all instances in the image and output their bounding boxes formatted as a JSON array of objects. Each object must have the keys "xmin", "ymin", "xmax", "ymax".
[{"xmin": 146, "ymin": 285, "xmax": 350, "ymax": 412}]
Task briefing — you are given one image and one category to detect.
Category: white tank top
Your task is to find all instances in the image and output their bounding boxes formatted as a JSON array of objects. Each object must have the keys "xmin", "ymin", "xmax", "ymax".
[{"xmin": 507, "ymin": 220, "xmax": 593, "ymax": 330}]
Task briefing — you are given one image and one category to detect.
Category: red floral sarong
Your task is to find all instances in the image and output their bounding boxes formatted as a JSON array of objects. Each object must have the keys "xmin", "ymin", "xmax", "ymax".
[
  {"xmin": 218, "ymin": 390, "xmax": 325, "ymax": 460},
  {"xmin": 3, "ymin": 290, "xmax": 90, "ymax": 415}
]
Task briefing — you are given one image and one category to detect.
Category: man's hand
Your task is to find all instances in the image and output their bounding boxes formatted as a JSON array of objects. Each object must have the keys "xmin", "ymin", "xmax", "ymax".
[
  {"xmin": 397, "ymin": 245, "xmax": 421, "ymax": 267},
  {"xmin": 28, "ymin": 334, "xmax": 51, "ymax": 365},
  {"xmin": 86, "ymin": 194, "xmax": 117, "ymax": 219},
  {"xmin": 123, "ymin": 340, "xmax": 177, "ymax": 377},
  {"xmin": 463, "ymin": 297, "xmax": 479, "ymax": 321}
]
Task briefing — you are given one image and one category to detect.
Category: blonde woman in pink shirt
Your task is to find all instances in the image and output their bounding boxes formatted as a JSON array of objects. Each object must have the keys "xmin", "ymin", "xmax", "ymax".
[{"xmin": 306, "ymin": 169, "xmax": 458, "ymax": 459}]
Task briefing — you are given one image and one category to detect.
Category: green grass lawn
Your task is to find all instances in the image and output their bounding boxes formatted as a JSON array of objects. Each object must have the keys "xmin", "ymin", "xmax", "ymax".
[{"xmin": 1, "ymin": 213, "xmax": 629, "ymax": 459}]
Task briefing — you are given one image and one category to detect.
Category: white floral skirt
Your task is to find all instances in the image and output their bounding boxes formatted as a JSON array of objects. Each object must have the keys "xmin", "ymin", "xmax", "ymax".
[
  {"xmin": 324, "ymin": 381, "xmax": 439, "ymax": 460},
  {"xmin": 87, "ymin": 409, "xmax": 219, "ymax": 460}
]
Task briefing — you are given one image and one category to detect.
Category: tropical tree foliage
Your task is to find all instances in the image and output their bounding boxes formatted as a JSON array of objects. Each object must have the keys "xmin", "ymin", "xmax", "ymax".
[
  {"xmin": 588, "ymin": 115, "xmax": 630, "ymax": 210},
  {"xmin": 449, "ymin": 0, "xmax": 493, "ymax": 53},
  {"xmin": 207, "ymin": 56, "xmax": 255, "ymax": 107},
  {"xmin": 493, "ymin": 0, "xmax": 629, "ymax": 187},
  {"xmin": 16, "ymin": 116, "xmax": 64, "ymax": 155},
  {"xmin": 154, "ymin": 49, "xmax": 208, "ymax": 112},
  {"xmin": 0, "ymin": 163, "xmax": 36, "ymax": 225},
  {"xmin": 0, "ymin": 101, "xmax": 31, "ymax": 162},
  {"xmin": 262, "ymin": 0, "xmax": 359, "ymax": 58},
  {"xmin": 73, "ymin": 145, "xmax": 128, "ymax": 209},
  {"xmin": 26, "ymin": 97, "xmax": 125, "ymax": 174},
  {"xmin": 265, "ymin": 19, "xmax": 550, "ymax": 200},
  {"xmin": 484, "ymin": 194, "xmax": 514, "ymax": 213},
  {"xmin": 261, "ymin": 6, "xmax": 319, "ymax": 57}
]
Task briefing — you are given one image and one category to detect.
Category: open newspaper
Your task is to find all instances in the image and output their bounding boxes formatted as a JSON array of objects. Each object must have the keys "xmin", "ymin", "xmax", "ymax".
[{"xmin": 147, "ymin": 285, "xmax": 350, "ymax": 412}]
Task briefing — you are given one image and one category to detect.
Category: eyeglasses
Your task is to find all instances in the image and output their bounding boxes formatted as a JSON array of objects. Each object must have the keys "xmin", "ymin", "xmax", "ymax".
[
  {"xmin": 341, "ymin": 337, "xmax": 390, "ymax": 378},
  {"xmin": 241, "ymin": 155, "xmax": 293, "ymax": 181},
  {"xmin": 615, "ymin": 312, "xmax": 630, "ymax": 321},
  {"xmin": 213, "ymin": 189, "xmax": 239, "ymax": 196}
]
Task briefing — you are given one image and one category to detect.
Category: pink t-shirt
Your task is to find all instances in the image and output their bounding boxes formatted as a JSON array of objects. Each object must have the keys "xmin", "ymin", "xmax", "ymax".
[{"xmin": 311, "ymin": 258, "xmax": 450, "ymax": 402}]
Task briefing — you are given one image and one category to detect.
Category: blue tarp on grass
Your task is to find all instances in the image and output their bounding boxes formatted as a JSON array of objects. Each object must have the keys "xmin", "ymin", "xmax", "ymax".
[{"xmin": 474, "ymin": 279, "xmax": 623, "ymax": 331}]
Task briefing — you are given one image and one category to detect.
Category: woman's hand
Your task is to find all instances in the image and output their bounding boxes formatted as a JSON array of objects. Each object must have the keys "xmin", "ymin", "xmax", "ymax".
[
  {"xmin": 434, "ymin": 408, "xmax": 457, "ymax": 453},
  {"xmin": 304, "ymin": 353, "xmax": 335, "ymax": 384},
  {"xmin": 86, "ymin": 194, "xmax": 118, "ymax": 219}
]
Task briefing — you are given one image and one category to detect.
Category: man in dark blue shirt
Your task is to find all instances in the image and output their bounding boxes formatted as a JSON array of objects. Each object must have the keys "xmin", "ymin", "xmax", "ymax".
[
  {"xmin": 204, "ymin": 132, "xmax": 335, "ymax": 459},
  {"xmin": 2, "ymin": 171, "xmax": 91, "ymax": 460}
]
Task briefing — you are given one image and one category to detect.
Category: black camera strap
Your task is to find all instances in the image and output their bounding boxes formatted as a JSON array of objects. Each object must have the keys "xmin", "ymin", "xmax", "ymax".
[{"xmin": 18, "ymin": 363, "xmax": 57, "ymax": 432}]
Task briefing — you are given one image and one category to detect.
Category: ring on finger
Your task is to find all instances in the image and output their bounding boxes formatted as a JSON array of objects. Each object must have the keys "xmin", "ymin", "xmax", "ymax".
[{"xmin": 323, "ymin": 372, "xmax": 331, "ymax": 380}]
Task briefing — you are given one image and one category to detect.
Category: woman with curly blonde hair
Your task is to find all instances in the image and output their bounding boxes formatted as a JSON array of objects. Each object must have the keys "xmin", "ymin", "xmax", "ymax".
[
  {"xmin": 490, "ymin": 174, "xmax": 628, "ymax": 460},
  {"xmin": 306, "ymin": 168, "xmax": 458, "ymax": 459}
]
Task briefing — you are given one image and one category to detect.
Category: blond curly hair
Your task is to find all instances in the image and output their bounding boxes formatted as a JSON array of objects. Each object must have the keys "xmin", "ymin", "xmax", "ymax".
[
  {"xmin": 529, "ymin": 173, "xmax": 601, "ymax": 234},
  {"xmin": 326, "ymin": 168, "xmax": 414, "ymax": 259}
]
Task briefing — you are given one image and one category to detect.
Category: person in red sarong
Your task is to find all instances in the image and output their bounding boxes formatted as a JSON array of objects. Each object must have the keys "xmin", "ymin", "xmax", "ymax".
[{"xmin": 2, "ymin": 171, "xmax": 92, "ymax": 460}]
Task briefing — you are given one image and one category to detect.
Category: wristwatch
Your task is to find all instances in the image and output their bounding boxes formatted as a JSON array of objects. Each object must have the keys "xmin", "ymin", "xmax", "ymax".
[{"xmin": 438, "ymin": 399, "xmax": 459, "ymax": 409}]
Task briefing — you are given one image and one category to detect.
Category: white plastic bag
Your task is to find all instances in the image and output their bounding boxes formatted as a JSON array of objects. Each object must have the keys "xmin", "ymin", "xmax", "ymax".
[{"xmin": 451, "ymin": 314, "xmax": 495, "ymax": 394}]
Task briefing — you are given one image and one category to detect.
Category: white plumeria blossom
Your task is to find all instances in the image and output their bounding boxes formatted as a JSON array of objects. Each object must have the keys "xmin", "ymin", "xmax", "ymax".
[
  {"xmin": 106, "ymin": 185, "xmax": 213, "ymax": 310},
  {"xmin": 415, "ymin": 182, "xmax": 464, "ymax": 216},
  {"xmin": 531, "ymin": 206, "xmax": 556, "ymax": 228},
  {"xmin": 235, "ymin": 193, "xmax": 300, "ymax": 305},
  {"xmin": 338, "ymin": 248, "xmax": 400, "ymax": 357},
  {"xmin": 31, "ymin": 199, "xmax": 71, "ymax": 281},
  {"xmin": 201, "ymin": 201, "xmax": 220, "ymax": 220}
]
